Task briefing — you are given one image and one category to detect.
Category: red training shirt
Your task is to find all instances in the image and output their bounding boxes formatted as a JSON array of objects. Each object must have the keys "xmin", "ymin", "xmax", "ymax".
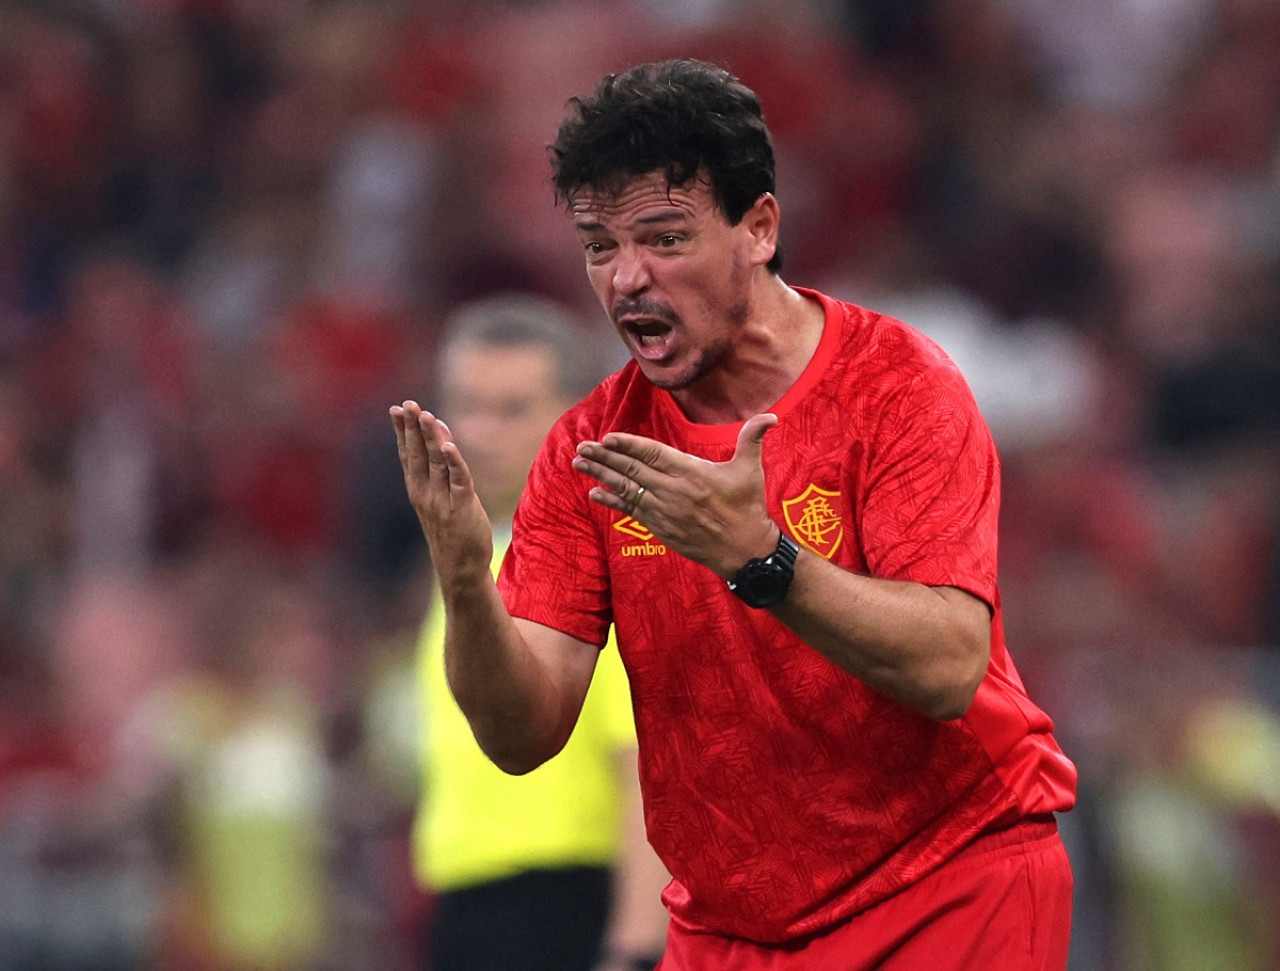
[{"xmin": 499, "ymin": 289, "xmax": 1078, "ymax": 943}]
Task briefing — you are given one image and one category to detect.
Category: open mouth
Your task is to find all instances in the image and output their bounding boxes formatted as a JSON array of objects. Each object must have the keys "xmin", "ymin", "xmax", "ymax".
[{"xmin": 622, "ymin": 317, "xmax": 676, "ymax": 361}]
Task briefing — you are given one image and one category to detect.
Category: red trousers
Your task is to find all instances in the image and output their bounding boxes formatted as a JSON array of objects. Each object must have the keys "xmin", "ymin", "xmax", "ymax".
[{"xmin": 659, "ymin": 817, "xmax": 1073, "ymax": 971}]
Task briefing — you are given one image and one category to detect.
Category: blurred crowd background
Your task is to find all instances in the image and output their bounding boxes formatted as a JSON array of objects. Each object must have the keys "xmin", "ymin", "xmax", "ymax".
[{"xmin": 0, "ymin": 0, "xmax": 1278, "ymax": 968}]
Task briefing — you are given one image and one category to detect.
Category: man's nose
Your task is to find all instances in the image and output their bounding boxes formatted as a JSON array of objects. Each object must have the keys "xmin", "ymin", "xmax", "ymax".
[{"xmin": 612, "ymin": 245, "xmax": 651, "ymax": 297}]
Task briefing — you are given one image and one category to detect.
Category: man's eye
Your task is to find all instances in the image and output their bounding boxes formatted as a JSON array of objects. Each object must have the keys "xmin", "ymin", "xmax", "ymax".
[{"xmin": 656, "ymin": 235, "xmax": 680, "ymax": 248}]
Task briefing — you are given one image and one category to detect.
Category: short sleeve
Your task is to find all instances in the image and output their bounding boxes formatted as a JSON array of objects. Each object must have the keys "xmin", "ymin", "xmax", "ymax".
[
  {"xmin": 498, "ymin": 412, "xmax": 613, "ymax": 647},
  {"xmin": 858, "ymin": 365, "xmax": 1000, "ymax": 605}
]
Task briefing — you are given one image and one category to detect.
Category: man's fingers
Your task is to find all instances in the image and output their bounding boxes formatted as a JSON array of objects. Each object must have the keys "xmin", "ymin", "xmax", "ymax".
[
  {"xmin": 397, "ymin": 401, "xmax": 433, "ymax": 473},
  {"xmin": 585, "ymin": 483, "xmax": 642, "ymax": 519},
  {"xmin": 393, "ymin": 401, "xmax": 462, "ymax": 489},
  {"xmin": 594, "ymin": 432, "xmax": 681, "ymax": 473},
  {"xmin": 440, "ymin": 440, "xmax": 475, "ymax": 493},
  {"xmin": 390, "ymin": 406, "xmax": 408, "ymax": 466},
  {"xmin": 418, "ymin": 409, "xmax": 453, "ymax": 476},
  {"xmin": 733, "ymin": 413, "xmax": 777, "ymax": 465},
  {"xmin": 572, "ymin": 452, "xmax": 644, "ymax": 503},
  {"xmin": 739, "ymin": 412, "xmax": 777, "ymax": 447},
  {"xmin": 575, "ymin": 433, "xmax": 680, "ymax": 488},
  {"xmin": 408, "ymin": 408, "xmax": 475, "ymax": 493}
]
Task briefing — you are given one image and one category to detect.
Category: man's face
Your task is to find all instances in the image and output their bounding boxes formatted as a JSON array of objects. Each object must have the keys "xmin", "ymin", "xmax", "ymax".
[
  {"xmin": 440, "ymin": 341, "xmax": 571, "ymax": 516},
  {"xmin": 570, "ymin": 172, "xmax": 769, "ymax": 391}
]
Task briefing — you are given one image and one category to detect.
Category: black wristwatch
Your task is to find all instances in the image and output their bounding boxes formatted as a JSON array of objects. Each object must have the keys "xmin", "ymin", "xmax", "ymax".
[{"xmin": 727, "ymin": 527, "xmax": 800, "ymax": 608}]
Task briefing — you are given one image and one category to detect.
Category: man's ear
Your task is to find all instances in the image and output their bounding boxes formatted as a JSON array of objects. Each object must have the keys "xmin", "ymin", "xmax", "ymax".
[{"xmin": 743, "ymin": 192, "xmax": 780, "ymax": 268}]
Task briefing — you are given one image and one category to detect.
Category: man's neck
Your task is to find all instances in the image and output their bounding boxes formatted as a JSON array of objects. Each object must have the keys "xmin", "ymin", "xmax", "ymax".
[{"xmin": 671, "ymin": 282, "xmax": 825, "ymax": 425}]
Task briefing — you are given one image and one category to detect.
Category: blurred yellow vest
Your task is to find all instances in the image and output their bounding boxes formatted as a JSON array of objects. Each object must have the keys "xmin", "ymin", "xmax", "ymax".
[{"xmin": 412, "ymin": 533, "xmax": 637, "ymax": 890}]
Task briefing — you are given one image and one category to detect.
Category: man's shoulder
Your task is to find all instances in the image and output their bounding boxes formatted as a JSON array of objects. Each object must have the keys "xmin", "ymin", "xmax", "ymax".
[{"xmin": 800, "ymin": 289, "xmax": 960, "ymax": 385}]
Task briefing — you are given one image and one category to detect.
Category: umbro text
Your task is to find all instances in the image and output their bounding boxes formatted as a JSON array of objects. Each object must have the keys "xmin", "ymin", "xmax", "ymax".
[{"xmin": 621, "ymin": 542, "xmax": 667, "ymax": 557}]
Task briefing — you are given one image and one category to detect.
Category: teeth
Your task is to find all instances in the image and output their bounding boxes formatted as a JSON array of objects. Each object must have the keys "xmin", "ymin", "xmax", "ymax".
[{"xmin": 639, "ymin": 334, "xmax": 664, "ymax": 346}]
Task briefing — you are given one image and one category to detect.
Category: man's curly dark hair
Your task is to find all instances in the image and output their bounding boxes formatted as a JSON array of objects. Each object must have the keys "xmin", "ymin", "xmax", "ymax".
[{"xmin": 550, "ymin": 59, "xmax": 783, "ymax": 273}]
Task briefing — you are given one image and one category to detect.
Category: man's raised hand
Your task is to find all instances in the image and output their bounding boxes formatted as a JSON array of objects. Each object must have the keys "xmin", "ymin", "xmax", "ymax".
[
  {"xmin": 390, "ymin": 400, "xmax": 494, "ymax": 590},
  {"xmin": 572, "ymin": 413, "xmax": 779, "ymax": 578}
]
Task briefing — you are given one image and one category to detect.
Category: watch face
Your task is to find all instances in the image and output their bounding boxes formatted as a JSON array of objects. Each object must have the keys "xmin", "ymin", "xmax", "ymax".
[
  {"xmin": 729, "ymin": 531, "xmax": 798, "ymax": 608},
  {"xmin": 737, "ymin": 563, "xmax": 789, "ymax": 607},
  {"xmin": 744, "ymin": 570, "xmax": 786, "ymax": 603}
]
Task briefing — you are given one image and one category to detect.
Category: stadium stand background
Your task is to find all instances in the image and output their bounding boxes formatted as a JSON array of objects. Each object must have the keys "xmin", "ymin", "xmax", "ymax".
[{"xmin": 0, "ymin": 1, "xmax": 1276, "ymax": 968}]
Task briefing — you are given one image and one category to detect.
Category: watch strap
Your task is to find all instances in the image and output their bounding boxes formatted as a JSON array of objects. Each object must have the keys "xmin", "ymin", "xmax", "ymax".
[{"xmin": 727, "ymin": 526, "xmax": 800, "ymax": 607}]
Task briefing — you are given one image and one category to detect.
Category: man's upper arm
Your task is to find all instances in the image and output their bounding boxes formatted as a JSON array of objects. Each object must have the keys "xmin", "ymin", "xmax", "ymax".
[{"xmin": 513, "ymin": 616, "xmax": 603, "ymax": 741}]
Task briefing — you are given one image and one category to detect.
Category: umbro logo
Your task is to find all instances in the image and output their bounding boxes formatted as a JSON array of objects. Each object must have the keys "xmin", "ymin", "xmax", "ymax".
[{"xmin": 613, "ymin": 516, "xmax": 668, "ymax": 557}]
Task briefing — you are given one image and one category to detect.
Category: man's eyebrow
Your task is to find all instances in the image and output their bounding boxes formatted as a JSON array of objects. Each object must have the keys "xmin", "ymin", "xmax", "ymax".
[{"xmin": 635, "ymin": 211, "xmax": 689, "ymax": 226}]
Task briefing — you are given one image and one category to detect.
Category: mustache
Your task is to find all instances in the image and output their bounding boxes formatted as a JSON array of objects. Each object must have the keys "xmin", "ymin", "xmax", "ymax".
[{"xmin": 611, "ymin": 298, "xmax": 679, "ymax": 325}]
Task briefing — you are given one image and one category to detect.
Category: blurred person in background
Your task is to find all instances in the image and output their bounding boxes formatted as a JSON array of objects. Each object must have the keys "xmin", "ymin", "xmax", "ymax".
[
  {"xmin": 410, "ymin": 293, "xmax": 669, "ymax": 971},
  {"xmin": 1104, "ymin": 659, "xmax": 1280, "ymax": 971},
  {"xmin": 392, "ymin": 59, "xmax": 1076, "ymax": 970},
  {"xmin": 117, "ymin": 562, "xmax": 335, "ymax": 971}
]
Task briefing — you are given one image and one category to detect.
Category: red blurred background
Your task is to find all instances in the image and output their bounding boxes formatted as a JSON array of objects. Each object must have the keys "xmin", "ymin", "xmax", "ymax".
[{"xmin": 0, "ymin": 1, "xmax": 1277, "ymax": 968}]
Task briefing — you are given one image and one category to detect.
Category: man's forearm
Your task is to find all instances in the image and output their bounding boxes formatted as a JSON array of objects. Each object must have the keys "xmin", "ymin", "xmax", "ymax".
[
  {"xmin": 774, "ymin": 554, "xmax": 991, "ymax": 720},
  {"xmin": 442, "ymin": 580, "xmax": 572, "ymax": 773},
  {"xmin": 443, "ymin": 581, "xmax": 598, "ymax": 774}
]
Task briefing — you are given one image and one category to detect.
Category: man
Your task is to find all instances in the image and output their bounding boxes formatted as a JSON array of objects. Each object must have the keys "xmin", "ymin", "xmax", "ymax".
[
  {"xmin": 409, "ymin": 294, "xmax": 668, "ymax": 971},
  {"xmin": 392, "ymin": 59, "xmax": 1077, "ymax": 969}
]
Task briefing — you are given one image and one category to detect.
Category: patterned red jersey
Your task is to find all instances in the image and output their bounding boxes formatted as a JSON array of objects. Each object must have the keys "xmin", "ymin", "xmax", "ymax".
[{"xmin": 499, "ymin": 289, "xmax": 1077, "ymax": 943}]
